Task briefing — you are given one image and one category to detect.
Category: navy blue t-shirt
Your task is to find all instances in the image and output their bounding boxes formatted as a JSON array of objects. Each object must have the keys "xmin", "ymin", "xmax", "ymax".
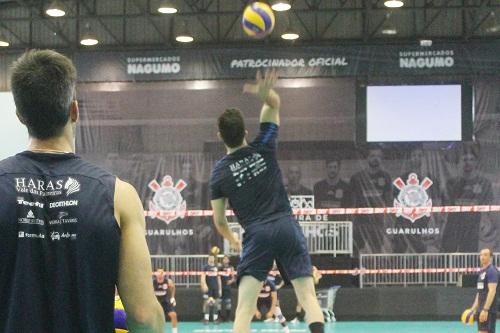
[
  {"xmin": 203, "ymin": 264, "xmax": 219, "ymax": 290},
  {"xmin": 153, "ymin": 275, "xmax": 170, "ymax": 301},
  {"xmin": 0, "ymin": 151, "xmax": 120, "ymax": 333},
  {"xmin": 209, "ymin": 123, "xmax": 292, "ymax": 228},
  {"xmin": 220, "ymin": 265, "xmax": 235, "ymax": 291},
  {"xmin": 477, "ymin": 264, "xmax": 499, "ymax": 312}
]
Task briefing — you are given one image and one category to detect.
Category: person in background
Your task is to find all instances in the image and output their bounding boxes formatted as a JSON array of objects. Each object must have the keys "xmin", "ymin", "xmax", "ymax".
[
  {"xmin": 469, "ymin": 248, "xmax": 499, "ymax": 333},
  {"xmin": 201, "ymin": 254, "xmax": 221, "ymax": 324},
  {"xmin": 153, "ymin": 269, "xmax": 178, "ymax": 333}
]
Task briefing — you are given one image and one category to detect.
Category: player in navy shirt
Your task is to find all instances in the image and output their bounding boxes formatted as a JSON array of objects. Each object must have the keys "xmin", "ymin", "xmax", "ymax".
[
  {"xmin": 219, "ymin": 255, "xmax": 236, "ymax": 321},
  {"xmin": 0, "ymin": 50, "xmax": 164, "ymax": 333},
  {"xmin": 201, "ymin": 254, "xmax": 222, "ymax": 324},
  {"xmin": 209, "ymin": 70, "xmax": 325, "ymax": 333},
  {"xmin": 469, "ymin": 248, "xmax": 499, "ymax": 333},
  {"xmin": 153, "ymin": 269, "xmax": 178, "ymax": 333},
  {"xmin": 255, "ymin": 278, "xmax": 277, "ymax": 320}
]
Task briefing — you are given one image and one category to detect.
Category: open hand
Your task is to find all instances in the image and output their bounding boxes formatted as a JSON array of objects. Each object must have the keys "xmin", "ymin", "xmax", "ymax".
[{"xmin": 243, "ymin": 69, "xmax": 278, "ymax": 102}]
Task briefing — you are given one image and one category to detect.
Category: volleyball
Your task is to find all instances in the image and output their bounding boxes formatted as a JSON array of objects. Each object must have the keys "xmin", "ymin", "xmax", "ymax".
[
  {"xmin": 242, "ymin": 2, "xmax": 275, "ymax": 38},
  {"xmin": 114, "ymin": 296, "xmax": 128, "ymax": 333},
  {"xmin": 210, "ymin": 246, "xmax": 220, "ymax": 256},
  {"xmin": 460, "ymin": 309, "xmax": 475, "ymax": 325}
]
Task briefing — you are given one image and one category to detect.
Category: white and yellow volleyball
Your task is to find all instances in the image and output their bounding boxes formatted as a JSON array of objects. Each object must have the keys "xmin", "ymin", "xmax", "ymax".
[
  {"xmin": 460, "ymin": 308, "xmax": 475, "ymax": 325},
  {"xmin": 242, "ymin": 2, "xmax": 275, "ymax": 38}
]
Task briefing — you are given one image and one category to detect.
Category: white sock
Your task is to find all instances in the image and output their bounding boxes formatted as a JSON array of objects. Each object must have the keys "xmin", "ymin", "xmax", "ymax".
[
  {"xmin": 204, "ymin": 313, "xmax": 209, "ymax": 320},
  {"xmin": 213, "ymin": 313, "xmax": 219, "ymax": 320},
  {"xmin": 275, "ymin": 306, "xmax": 286, "ymax": 324},
  {"xmin": 283, "ymin": 326, "xmax": 290, "ymax": 333},
  {"xmin": 172, "ymin": 328, "xmax": 178, "ymax": 333}
]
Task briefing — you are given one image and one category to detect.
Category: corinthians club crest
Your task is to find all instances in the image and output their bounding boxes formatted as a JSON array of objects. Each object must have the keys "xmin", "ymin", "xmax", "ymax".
[
  {"xmin": 148, "ymin": 175, "xmax": 187, "ymax": 224},
  {"xmin": 393, "ymin": 173, "xmax": 433, "ymax": 223}
]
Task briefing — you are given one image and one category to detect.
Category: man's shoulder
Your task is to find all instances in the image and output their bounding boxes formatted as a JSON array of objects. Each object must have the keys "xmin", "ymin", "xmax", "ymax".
[
  {"xmin": 74, "ymin": 157, "xmax": 115, "ymax": 179},
  {"xmin": 487, "ymin": 264, "xmax": 499, "ymax": 274},
  {"xmin": 212, "ymin": 156, "xmax": 232, "ymax": 172},
  {"xmin": 0, "ymin": 155, "xmax": 20, "ymax": 175}
]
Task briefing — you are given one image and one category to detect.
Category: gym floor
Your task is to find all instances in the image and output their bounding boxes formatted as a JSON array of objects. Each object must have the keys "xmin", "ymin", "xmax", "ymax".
[{"xmin": 167, "ymin": 321, "xmax": 487, "ymax": 332}]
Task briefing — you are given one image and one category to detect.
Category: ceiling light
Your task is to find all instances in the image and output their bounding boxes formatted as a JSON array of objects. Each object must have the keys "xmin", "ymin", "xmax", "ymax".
[
  {"xmin": 175, "ymin": 35, "xmax": 194, "ymax": 43},
  {"xmin": 45, "ymin": 1, "xmax": 66, "ymax": 17},
  {"xmin": 419, "ymin": 39, "xmax": 432, "ymax": 47},
  {"xmin": 0, "ymin": 40, "xmax": 9, "ymax": 47},
  {"xmin": 80, "ymin": 23, "xmax": 99, "ymax": 46},
  {"xmin": 381, "ymin": 27, "xmax": 397, "ymax": 35},
  {"xmin": 281, "ymin": 31, "xmax": 299, "ymax": 40},
  {"xmin": 384, "ymin": 0, "xmax": 404, "ymax": 8},
  {"xmin": 176, "ymin": 20, "xmax": 194, "ymax": 43},
  {"xmin": 271, "ymin": 0, "xmax": 291, "ymax": 12},
  {"xmin": 158, "ymin": 0, "xmax": 177, "ymax": 14},
  {"xmin": 486, "ymin": 12, "xmax": 500, "ymax": 33},
  {"xmin": 80, "ymin": 35, "xmax": 99, "ymax": 46}
]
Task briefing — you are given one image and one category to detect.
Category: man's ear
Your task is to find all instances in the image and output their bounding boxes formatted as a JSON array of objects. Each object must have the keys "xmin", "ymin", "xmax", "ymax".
[{"xmin": 70, "ymin": 100, "xmax": 79, "ymax": 123}]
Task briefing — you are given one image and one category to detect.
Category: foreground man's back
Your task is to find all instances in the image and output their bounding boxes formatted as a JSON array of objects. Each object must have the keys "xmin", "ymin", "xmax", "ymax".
[{"xmin": 0, "ymin": 49, "xmax": 164, "ymax": 333}]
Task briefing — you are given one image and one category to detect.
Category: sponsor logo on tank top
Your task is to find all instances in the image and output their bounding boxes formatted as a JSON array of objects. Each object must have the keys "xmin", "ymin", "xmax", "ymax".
[
  {"xmin": 17, "ymin": 197, "xmax": 44, "ymax": 208},
  {"xmin": 48, "ymin": 211, "xmax": 78, "ymax": 225},
  {"xmin": 64, "ymin": 177, "xmax": 80, "ymax": 196},
  {"xmin": 49, "ymin": 200, "xmax": 79, "ymax": 208},
  {"xmin": 18, "ymin": 231, "xmax": 45, "ymax": 239},
  {"xmin": 18, "ymin": 210, "xmax": 44, "ymax": 225},
  {"xmin": 14, "ymin": 177, "xmax": 81, "ymax": 197},
  {"xmin": 50, "ymin": 231, "xmax": 77, "ymax": 242}
]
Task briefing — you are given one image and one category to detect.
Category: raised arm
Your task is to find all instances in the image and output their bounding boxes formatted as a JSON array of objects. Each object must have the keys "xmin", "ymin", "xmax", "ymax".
[
  {"xmin": 243, "ymin": 69, "xmax": 280, "ymax": 126},
  {"xmin": 114, "ymin": 178, "xmax": 165, "ymax": 333}
]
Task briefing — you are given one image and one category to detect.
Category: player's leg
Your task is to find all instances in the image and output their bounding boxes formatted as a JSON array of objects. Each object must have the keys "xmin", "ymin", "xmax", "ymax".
[
  {"xmin": 291, "ymin": 277, "xmax": 324, "ymax": 331},
  {"xmin": 213, "ymin": 296, "xmax": 220, "ymax": 323},
  {"xmin": 234, "ymin": 275, "xmax": 262, "ymax": 333},
  {"xmin": 202, "ymin": 294, "xmax": 210, "ymax": 324},
  {"xmin": 274, "ymin": 304, "xmax": 290, "ymax": 333},
  {"xmin": 291, "ymin": 304, "xmax": 304, "ymax": 323},
  {"xmin": 274, "ymin": 219, "xmax": 324, "ymax": 333},
  {"xmin": 159, "ymin": 299, "xmax": 173, "ymax": 330},
  {"xmin": 222, "ymin": 296, "xmax": 232, "ymax": 322},
  {"xmin": 234, "ymin": 224, "xmax": 275, "ymax": 332},
  {"xmin": 168, "ymin": 311, "xmax": 178, "ymax": 333}
]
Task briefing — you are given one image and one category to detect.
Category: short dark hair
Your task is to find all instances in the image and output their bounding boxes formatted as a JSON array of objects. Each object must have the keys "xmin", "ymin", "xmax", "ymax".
[
  {"xmin": 10, "ymin": 49, "xmax": 77, "ymax": 139},
  {"xmin": 218, "ymin": 108, "xmax": 246, "ymax": 148}
]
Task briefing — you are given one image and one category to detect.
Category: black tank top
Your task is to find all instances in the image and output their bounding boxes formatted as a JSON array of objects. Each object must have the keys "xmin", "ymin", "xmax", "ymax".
[{"xmin": 0, "ymin": 151, "xmax": 120, "ymax": 333}]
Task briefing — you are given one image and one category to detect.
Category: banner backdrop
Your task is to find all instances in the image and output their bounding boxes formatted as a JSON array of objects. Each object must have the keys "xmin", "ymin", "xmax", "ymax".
[
  {"xmin": 74, "ymin": 42, "xmax": 500, "ymax": 82},
  {"xmin": 75, "ymin": 44, "xmax": 500, "ymax": 256}
]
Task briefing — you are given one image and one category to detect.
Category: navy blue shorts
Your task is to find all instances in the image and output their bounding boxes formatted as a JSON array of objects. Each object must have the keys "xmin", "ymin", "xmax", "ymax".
[
  {"xmin": 476, "ymin": 311, "xmax": 497, "ymax": 333},
  {"xmin": 203, "ymin": 288, "xmax": 220, "ymax": 300},
  {"xmin": 158, "ymin": 297, "xmax": 176, "ymax": 315},
  {"xmin": 237, "ymin": 216, "xmax": 312, "ymax": 284}
]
